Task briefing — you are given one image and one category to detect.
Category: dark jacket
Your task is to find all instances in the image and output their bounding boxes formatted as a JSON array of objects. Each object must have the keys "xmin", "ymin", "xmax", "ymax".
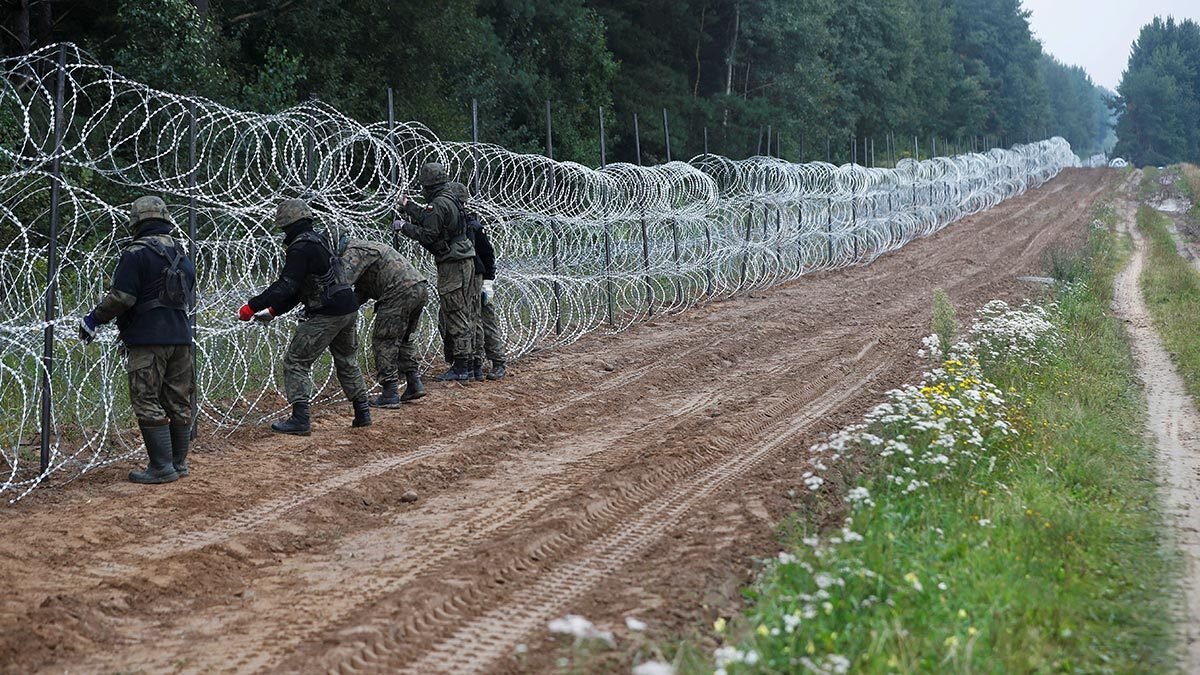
[
  {"xmin": 470, "ymin": 225, "xmax": 497, "ymax": 280},
  {"xmin": 248, "ymin": 220, "xmax": 358, "ymax": 316},
  {"xmin": 91, "ymin": 219, "xmax": 195, "ymax": 346},
  {"xmin": 399, "ymin": 182, "xmax": 476, "ymax": 264}
]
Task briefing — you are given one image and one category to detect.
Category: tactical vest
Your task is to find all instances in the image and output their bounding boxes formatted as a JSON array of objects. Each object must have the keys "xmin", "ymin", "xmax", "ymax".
[
  {"xmin": 291, "ymin": 229, "xmax": 352, "ymax": 311},
  {"xmin": 129, "ymin": 236, "xmax": 195, "ymax": 314},
  {"xmin": 422, "ymin": 195, "xmax": 474, "ymax": 261}
]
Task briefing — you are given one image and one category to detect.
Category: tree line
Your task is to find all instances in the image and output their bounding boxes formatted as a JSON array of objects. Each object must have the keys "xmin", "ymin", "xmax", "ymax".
[
  {"xmin": 1114, "ymin": 16, "xmax": 1200, "ymax": 167},
  {"xmin": 4, "ymin": 0, "xmax": 1112, "ymax": 167}
]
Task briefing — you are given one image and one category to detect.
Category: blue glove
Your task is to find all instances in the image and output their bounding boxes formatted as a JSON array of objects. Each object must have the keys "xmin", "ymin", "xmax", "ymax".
[
  {"xmin": 391, "ymin": 218, "xmax": 406, "ymax": 232},
  {"xmin": 79, "ymin": 312, "xmax": 99, "ymax": 344}
]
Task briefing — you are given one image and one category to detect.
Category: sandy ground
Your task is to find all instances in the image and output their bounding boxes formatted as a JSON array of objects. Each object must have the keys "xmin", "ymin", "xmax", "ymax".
[
  {"xmin": 1118, "ymin": 176, "xmax": 1200, "ymax": 671},
  {"xmin": 0, "ymin": 169, "xmax": 1116, "ymax": 675}
]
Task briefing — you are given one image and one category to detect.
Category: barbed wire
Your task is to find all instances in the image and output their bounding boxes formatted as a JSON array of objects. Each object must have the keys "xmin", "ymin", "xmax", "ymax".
[{"xmin": 0, "ymin": 44, "xmax": 1079, "ymax": 501}]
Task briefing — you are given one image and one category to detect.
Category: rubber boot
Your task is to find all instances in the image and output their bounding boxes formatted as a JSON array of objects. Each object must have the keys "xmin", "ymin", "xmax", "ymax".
[
  {"xmin": 369, "ymin": 380, "xmax": 402, "ymax": 408},
  {"xmin": 129, "ymin": 424, "xmax": 179, "ymax": 484},
  {"xmin": 170, "ymin": 424, "xmax": 191, "ymax": 477},
  {"xmin": 435, "ymin": 359, "xmax": 471, "ymax": 382},
  {"xmin": 352, "ymin": 399, "xmax": 372, "ymax": 428},
  {"xmin": 271, "ymin": 402, "xmax": 311, "ymax": 436},
  {"xmin": 400, "ymin": 371, "xmax": 426, "ymax": 402},
  {"xmin": 487, "ymin": 360, "xmax": 507, "ymax": 381},
  {"xmin": 471, "ymin": 358, "xmax": 485, "ymax": 382}
]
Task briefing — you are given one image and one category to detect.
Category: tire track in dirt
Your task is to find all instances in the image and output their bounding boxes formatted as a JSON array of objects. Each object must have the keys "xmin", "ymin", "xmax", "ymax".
[
  {"xmin": 301, "ymin": 338, "xmax": 892, "ymax": 674},
  {"xmin": 1114, "ymin": 179, "xmax": 1200, "ymax": 672},
  {"xmin": 395, "ymin": 362, "xmax": 889, "ymax": 675},
  {"xmin": 120, "ymin": 342, "xmax": 711, "ymax": 562},
  {"xmin": 177, "ymin": 386, "xmax": 730, "ymax": 674}
]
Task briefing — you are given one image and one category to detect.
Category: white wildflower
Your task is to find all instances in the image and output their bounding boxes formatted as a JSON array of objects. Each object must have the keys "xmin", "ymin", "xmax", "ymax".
[{"xmin": 632, "ymin": 662, "xmax": 675, "ymax": 675}]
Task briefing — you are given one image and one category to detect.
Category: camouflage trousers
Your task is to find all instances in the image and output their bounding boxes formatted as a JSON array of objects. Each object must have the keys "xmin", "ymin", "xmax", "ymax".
[
  {"xmin": 283, "ymin": 312, "xmax": 368, "ymax": 405},
  {"xmin": 372, "ymin": 281, "xmax": 429, "ymax": 384},
  {"xmin": 474, "ymin": 275, "xmax": 508, "ymax": 364},
  {"xmin": 436, "ymin": 258, "xmax": 480, "ymax": 362},
  {"xmin": 125, "ymin": 344, "xmax": 194, "ymax": 427}
]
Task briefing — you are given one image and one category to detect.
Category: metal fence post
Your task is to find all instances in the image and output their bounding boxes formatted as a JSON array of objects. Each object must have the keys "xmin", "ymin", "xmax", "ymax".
[
  {"xmin": 633, "ymin": 113, "xmax": 652, "ymax": 316},
  {"xmin": 471, "ymin": 98, "xmax": 480, "ymax": 198},
  {"xmin": 304, "ymin": 96, "xmax": 316, "ymax": 188},
  {"xmin": 662, "ymin": 108, "xmax": 672, "ymax": 163},
  {"xmin": 40, "ymin": 43, "xmax": 67, "ymax": 474},
  {"xmin": 599, "ymin": 106, "xmax": 614, "ymax": 326},
  {"xmin": 703, "ymin": 126, "xmax": 709, "ymax": 155},
  {"xmin": 545, "ymin": 101, "xmax": 562, "ymax": 335},
  {"xmin": 187, "ymin": 96, "xmax": 199, "ymax": 440},
  {"xmin": 662, "ymin": 109, "xmax": 680, "ymax": 304},
  {"xmin": 387, "ymin": 88, "xmax": 405, "ymax": 253},
  {"xmin": 825, "ymin": 197, "xmax": 834, "ymax": 263}
]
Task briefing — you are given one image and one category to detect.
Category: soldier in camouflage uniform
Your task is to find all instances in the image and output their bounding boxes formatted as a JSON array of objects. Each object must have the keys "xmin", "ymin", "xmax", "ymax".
[
  {"xmin": 342, "ymin": 239, "xmax": 429, "ymax": 406},
  {"xmin": 239, "ymin": 199, "xmax": 371, "ymax": 435},
  {"xmin": 462, "ymin": 194, "xmax": 507, "ymax": 381},
  {"xmin": 79, "ymin": 196, "xmax": 197, "ymax": 484},
  {"xmin": 395, "ymin": 163, "xmax": 480, "ymax": 382}
]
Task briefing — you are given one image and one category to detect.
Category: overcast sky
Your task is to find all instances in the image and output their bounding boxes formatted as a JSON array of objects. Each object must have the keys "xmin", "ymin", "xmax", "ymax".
[{"xmin": 1021, "ymin": 0, "xmax": 1200, "ymax": 91}]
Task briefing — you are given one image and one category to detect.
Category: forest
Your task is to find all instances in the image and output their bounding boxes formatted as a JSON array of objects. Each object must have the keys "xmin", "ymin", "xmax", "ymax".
[
  {"xmin": 1115, "ymin": 17, "xmax": 1200, "ymax": 167},
  {"xmin": 4, "ymin": 0, "xmax": 1113, "ymax": 165}
]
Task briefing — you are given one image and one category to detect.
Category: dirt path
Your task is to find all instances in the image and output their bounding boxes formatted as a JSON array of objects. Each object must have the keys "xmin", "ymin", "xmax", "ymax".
[
  {"xmin": 0, "ymin": 169, "xmax": 1116, "ymax": 675},
  {"xmin": 1115, "ymin": 178, "xmax": 1200, "ymax": 671}
]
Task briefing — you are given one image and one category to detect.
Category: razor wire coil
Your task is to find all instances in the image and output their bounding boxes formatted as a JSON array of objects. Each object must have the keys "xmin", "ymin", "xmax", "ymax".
[{"xmin": 0, "ymin": 44, "xmax": 1080, "ymax": 500}]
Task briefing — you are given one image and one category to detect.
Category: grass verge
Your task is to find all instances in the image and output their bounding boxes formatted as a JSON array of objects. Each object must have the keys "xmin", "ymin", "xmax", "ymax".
[{"xmin": 673, "ymin": 205, "xmax": 1176, "ymax": 673}]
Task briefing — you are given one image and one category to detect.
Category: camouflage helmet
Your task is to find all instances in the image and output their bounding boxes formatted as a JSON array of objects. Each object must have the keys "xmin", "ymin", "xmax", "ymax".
[
  {"xmin": 418, "ymin": 162, "xmax": 450, "ymax": 187},
  {"xmin": 128, "ymin": 196, "xmax": 174, "ymax": 228},
  {"xmin": 274, "ymin": 198, "xmax": 313, "ymax": 229}
]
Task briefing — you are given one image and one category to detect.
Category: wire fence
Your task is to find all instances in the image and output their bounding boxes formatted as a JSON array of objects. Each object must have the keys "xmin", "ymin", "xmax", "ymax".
[{"xmin": 0, "ymin": 44, "xmax": 1080, "ymax": 501}]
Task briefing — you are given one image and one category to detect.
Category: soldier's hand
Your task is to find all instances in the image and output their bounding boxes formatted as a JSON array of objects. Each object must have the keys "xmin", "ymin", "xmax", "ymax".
[
  {"xmin": 78, "ymin": 312, "xmax": 98, "ymax": 344},
  {"xmin": 481, "ymin": 280, "xmax": 495, "ymax": 305},
  {"xmin": 399, "ymin": 194, "xmax": 410, "ymax": 208},
  {"xmin": 253, "ymin": 307, "xmax": 276, "ymax": 323},
  {"xmin": 391, "ymin": 218, "xmax": 406, "ymax": 232}
]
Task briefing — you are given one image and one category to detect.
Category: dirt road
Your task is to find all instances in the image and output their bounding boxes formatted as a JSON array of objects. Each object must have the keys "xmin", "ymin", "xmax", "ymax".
[
  {"xmin": 1114, "ymin": 178, "xmax": 1200, "ymax": 671},
  {"xmin": 0, "ymin": 169, "xmax": 1117, "ymax": 675}
]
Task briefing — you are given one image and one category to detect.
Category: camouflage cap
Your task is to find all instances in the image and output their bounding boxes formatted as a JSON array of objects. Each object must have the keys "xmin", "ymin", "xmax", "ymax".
[
  {"xmin": 418, "ymin": 162, "xmax": 450, "ymax": 187},
  {"xmin": 274, "ymin": 199, "xmax": 313, "ymax": 229},
  {"xmin": 128, "ymin": 196, "xmax": 174, "ymax": 228}
]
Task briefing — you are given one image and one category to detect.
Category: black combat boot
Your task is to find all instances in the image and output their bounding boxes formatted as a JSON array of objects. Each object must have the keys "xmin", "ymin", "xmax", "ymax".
[
  {"xmin": 435, "ymin": 359, "xmax": 471, "ymax": 382},
  {"xmin": 369, "ymin": 380, "xmax": 402, "ymax": 408},
  {"xmin": 129, "ymin": 424, "xmax": 180, "ymax": 484},
  {"xmin": 487, "ymin": 360, "xmax": 507, "ymax": 380},
  {"xmin": 352, "ymin": 399, "xmax": 372, "ymax": 428},
  {"xmin": 471, "ymin": 358, "xmax": 485, "ymax": 382},
  {"xmin": 400, "ymin": 371, "xmax": 426, "ymax": 402},
  {"xmin": 271, "ymin": 402, "xmax": 311, "ymax": 436},
  {"xmin": 170, "ymin": 424, "xmax": 191, "ymax": 477}
]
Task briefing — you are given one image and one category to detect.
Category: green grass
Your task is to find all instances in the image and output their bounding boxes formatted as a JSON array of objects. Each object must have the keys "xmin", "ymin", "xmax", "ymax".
[
  {"xmin": 671, "ymin": 206, "xmax": 1177, "ymax": 673},
  {"xmin": 1138, "ymin": 204, "xmax": 1200, "ymax": 402}
]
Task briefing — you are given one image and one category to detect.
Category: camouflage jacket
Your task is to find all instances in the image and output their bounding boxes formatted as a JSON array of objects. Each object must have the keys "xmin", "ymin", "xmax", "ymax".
[
  {"xmin": 399, "ymin": 182, "xmax": 475, "ymax": 264},
  {"xmin": 344, "ymin": 239, "xmax": 426, "ymax": 304}
]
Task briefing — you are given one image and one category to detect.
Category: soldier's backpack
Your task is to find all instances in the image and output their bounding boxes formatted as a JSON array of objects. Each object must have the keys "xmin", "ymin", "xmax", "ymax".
[
  {"xmin": 292, "ymin": 229, "xmax": 353, "ymax": 309},
  {"xmin": 134, "ymin": 238, "xmax": 194, "ymax": 314},
  {"xmin": 448, "ymin": 195, "xmax": 488, "ymax": 274}
]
